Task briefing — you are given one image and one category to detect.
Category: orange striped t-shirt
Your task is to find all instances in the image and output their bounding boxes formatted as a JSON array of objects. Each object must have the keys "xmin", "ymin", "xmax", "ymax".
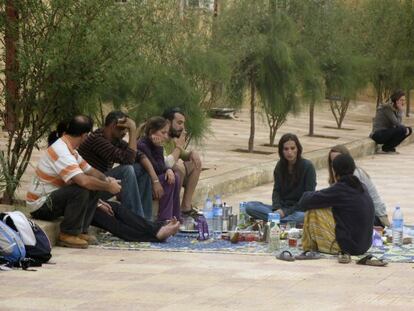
[{"xmin": 26, "ymin": 136, "xmax": 92, "ymax": 210}]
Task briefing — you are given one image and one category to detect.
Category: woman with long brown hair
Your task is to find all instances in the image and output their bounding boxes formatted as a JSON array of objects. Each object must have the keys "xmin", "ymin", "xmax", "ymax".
[
  {"xmin": 137, "ymin": 117, "xmax": 181, "ymax": 222},
  {"xmin": 245, "ymin": 133, "xmax": 316, "ymax": 223}
]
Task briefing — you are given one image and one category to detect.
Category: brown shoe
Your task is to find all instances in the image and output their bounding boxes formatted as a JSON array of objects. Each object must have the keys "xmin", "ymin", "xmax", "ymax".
[
  {"xmin": 58, "ymin": 233, "xmax": 88, "ymax": 249},
  {"xmin": 78, "ymin": 233, "xmax": 98, "ymax": 245}
]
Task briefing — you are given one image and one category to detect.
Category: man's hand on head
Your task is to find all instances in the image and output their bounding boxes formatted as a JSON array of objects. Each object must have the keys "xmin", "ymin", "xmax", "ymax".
[{"xmin": 117, "ymin": 117, "xmax": 136, "ymax": 131}]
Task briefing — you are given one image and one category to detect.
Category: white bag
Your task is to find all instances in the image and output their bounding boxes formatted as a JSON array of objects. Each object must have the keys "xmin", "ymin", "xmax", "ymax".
[{"xmin": 2, "ymin": 211, "xmax": 36, "ymax": 246}]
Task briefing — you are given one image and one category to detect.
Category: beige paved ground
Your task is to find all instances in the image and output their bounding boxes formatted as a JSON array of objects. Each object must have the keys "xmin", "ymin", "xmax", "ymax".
[{"xmin": 2, "ymin": 144, "xmax": 414, "ymax": 311}]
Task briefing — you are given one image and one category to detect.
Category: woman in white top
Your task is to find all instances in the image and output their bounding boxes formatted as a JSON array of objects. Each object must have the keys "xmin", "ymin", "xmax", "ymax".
[{"xmin": 328, "ymin": 145, "xmax": 390, "ymax": 227}]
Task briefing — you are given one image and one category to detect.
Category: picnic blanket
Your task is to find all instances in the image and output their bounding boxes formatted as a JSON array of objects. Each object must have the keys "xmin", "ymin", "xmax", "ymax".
[{"xmin": 93, "ymin": 230, "xmax": 414, "ymax": 263}]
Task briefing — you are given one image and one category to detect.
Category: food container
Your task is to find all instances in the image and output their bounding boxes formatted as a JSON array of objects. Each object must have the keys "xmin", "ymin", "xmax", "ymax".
[{"xmin": 228, "ymin": 230, "xmax": 260, "ymax": 243}]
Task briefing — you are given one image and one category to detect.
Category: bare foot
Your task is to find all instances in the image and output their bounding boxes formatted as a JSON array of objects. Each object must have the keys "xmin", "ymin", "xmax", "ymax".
[{"xmin": 156, "ymin": 221, "xmax": 180, "ymax": 241}]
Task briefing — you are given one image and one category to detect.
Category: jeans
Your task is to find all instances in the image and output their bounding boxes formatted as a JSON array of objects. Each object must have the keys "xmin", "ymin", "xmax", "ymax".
[
  {"xmin": 133, "ymin": 163, "xmax": 153, "ymax": 220},
  {"xmin": 102, "ymin": 164, "xmax": 152, "ymax": 220},
  {"xmin": 92, "ymin": 201, "xmax": 162, "ymax": 242},
  {"xmin": 31, "ymin": 184, "xmax": 99, "ymax": 235},
  {"xmin": 245, "ymin": 201, "xmax": 305, "ymax": 223},
  {"xmin": 371, "ymin": 125, "xmax": 412, "ymax": 151}
]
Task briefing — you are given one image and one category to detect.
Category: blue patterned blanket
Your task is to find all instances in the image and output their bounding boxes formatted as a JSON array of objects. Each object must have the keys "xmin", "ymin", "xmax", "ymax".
[{"xmin": 94, "ymin": 231, "xmax": 414, "ymax": 263}]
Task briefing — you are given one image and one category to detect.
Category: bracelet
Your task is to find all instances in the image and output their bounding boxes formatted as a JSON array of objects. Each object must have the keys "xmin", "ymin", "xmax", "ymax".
[{"xmin": 153, "ymin": 179, "xmax": 160, "ymax": 183}]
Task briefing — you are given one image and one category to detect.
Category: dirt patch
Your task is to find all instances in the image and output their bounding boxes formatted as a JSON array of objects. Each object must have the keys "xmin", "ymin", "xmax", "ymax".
[
  {"xmin": 323, "ymin": 126, "xmax": 355, "ymax": 131},
  {"xmin": 231, "ymin": 148, "xmax": 275, "ymax": 155},
  {"xmin": 305, "ymin": 134, "xmax": 339, "ymax": 139}
]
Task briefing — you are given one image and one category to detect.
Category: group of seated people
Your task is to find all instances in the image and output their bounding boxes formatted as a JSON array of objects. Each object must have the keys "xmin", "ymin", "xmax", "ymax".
[
  {"xmin": 244, "ymin": 132, "xmax": 387, "ymax": 259},
  {"xmin": 27, "ymin": 108, "xmax": 202, "ymax": 248},
  {"xmin": 244, "ymin": 90, "xmax": 411, "ymax": 260},
  {"xmin": 26, "ymin": 91, "xmax": 406, "ymax": 260}
]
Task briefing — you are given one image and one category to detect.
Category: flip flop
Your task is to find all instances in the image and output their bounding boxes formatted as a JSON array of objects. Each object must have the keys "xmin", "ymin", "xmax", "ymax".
[
  {"xmin": 338, "ymin": 252, "xmax": 351, "ymax": 264},
  {"xmin": 357, "ymin": 255, "xmax": 388, "ymax": 267},
  {"xmin": 276, "ymin": 250, "xmax": 295, "ymax": 262},
  {"xmin": 295, "ymin": 250, "xmax": 321, "ymax": 260}
]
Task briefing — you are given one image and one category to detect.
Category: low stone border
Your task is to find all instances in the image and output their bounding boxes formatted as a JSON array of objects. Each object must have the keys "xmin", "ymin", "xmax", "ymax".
[{"xmin": 192, "ymin": 134, "xmax": 414, "ymax": 206}]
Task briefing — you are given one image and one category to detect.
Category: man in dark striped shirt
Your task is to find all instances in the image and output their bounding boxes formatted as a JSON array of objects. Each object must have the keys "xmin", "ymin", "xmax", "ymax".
[{"xmin": 79, "ymin": 111, "xmax": 155, "ymax": 220}]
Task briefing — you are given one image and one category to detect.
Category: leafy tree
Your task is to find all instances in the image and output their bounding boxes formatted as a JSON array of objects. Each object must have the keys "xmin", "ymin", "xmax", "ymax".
[
  {"xmin": 286, "ymin": 0, "xmax": 367, "ymax": 130},
  {"xmin": 258, "ymin": 13, "xmax": 320, "ymax": 146},
  {"xmin": 357, "ymin": 0, "xmax": 407, "ymax": 106},
  {"xmin": 217, "ymin": 0, "xmax": 314, "ymax": 151},
  {"xmin": 0, "ymin": 0, "xmax": 228, "ymax": 202},
  {"xmin": 400, "ymin": 0, "xmax": 414, "ymax": 116},
  {"xmin": 0, "ymin": 0, "xmax": 146, "ymax": 203},
  {"xmin": 102, "ymin": 0, "xmax": 230, "ymax": 143},
  {"xmin": 283, "ymin": 0, "xmax": 328, "ymax": 135}
]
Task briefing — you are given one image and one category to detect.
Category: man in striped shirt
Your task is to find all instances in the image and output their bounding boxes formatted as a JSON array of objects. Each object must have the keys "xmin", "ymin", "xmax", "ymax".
[
  {"xmin": 27, "ymin": 116, "xmax": 121, "ymax": 249},
  {"xmin": 78, "ymin": 111, "xmax": 155, "ymax": 220}
]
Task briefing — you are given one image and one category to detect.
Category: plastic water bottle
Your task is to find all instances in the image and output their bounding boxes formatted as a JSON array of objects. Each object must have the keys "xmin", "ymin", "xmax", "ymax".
[
  {"xmin": 268, "ymin": 213, "xmax": 281, "ymax": 252},
  {"xmin": 212, "ymin": 195, "xmax": 223, "ymax": 238},
  {"xmin": 203, "ymin": 198, "xmax": 214, "ymax": 237},
  {"xmin": 392, "ymin": 206, "xmax": 404, "ymax": 246},
  {"xmin": 239, "ymin": 202, "xmax": 247, "ymax": 226}
]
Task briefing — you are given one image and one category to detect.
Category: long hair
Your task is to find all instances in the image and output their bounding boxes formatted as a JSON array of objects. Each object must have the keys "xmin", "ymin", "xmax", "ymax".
[
  {"xmin": 277, "ymin": 133, "xmax": 303, "ymax": 186},
  {"xmin": 328, "ymin": 145, "xmax": 351, "ymax": 185},
  {"xmin": 390, "ymin": 89, "xmax": 405, "ymax": 107},
  {"xmin": 332, "ymin": 154, "xmax": 364, "ymax": 192},
  {"xmin": 143, "ymin": 116, "xmax": 169, "ymax": 138}
]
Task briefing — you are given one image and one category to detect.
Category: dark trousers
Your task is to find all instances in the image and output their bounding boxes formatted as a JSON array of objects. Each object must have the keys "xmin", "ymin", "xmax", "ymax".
[
  {"xmin": 31, "ymin": 184, "xmax": 100, "ymax": 235},
  {"xmin": 92, "ymin": 202, "xmax": 162, "ymax": 242},
  {"xmin": 371, "ymin": 126, "xmax": 412, "ymax": 151}
]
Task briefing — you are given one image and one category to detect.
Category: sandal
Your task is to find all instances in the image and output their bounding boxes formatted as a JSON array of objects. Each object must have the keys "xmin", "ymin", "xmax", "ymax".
[
  {"xmin": 181, "ymin": 207, "xmax": 200, "ymax": 219},
  {"xmin": 276, "ymin": 250, "xmax": 295, "ymax": 262},
  {"xmin": 295, "ymin": 250, "xmax": 321, "ymax": 260},
  {"xmin": 338, "ymin": 252, "xmax": 351, "ymax": 264},
  {"xmin": 357, "ymin": 254, "xmax": 388, "ymax": 267}
]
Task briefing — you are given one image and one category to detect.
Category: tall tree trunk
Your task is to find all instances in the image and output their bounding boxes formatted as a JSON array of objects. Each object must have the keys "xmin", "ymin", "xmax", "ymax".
[
  {"xmin": 213, "ymin": 0, "xmax": 218, "ymax": 17},
  {"xmin": 376, "ymin": 77, "xmax": 383, "ymax": 108},
  {"xmin": 179, "ymin": 0, "xmax": 185, "ymax": 19},
  {"xmin": 4, "ymin": 0, "xmax": 19, "ymax": 133},
  {"xmin": 207, "ymin": 0, "xmax": 221, "ymax": 109},
  {"xmin": 248, "ymin": 79, "xmax": 256, "ymax": 153},
  {"xmin": 406, "ymin": 89, "xmax": 411, "ymax": 117},
  {"xmin": 309, "ymin": 100, "xmax": 315, "ymax": 136}
]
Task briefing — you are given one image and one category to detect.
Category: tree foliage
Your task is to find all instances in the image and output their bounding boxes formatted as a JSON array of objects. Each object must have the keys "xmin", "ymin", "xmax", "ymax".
[
  {"xmin": 356, "ymin": 0, "xmax": 414, "ymax": 106},
  {"xmin": 2, "ymin": 0, "xmax": 414, "ymax": 202},
  {"xmin": 217, "ymin": 0, "xmax": 321, "ymax": 149}
]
